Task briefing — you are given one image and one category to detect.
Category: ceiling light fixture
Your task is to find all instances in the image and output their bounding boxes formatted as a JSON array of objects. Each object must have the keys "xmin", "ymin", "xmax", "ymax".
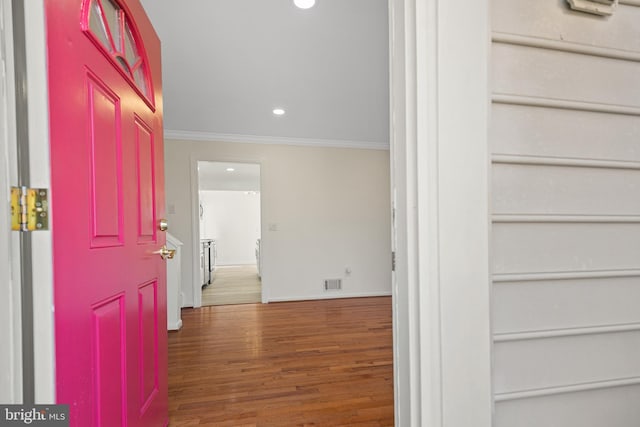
[
  {"xmin": 272, "ymin": 108, "xmax": 286, "ymax": 116},
  {"xmin": 226, "ymin": 167, "xmax": 235, "ymax": 172},
  {"xmin": 294, "ymin": 0, "xmax": 315, "ymax": 9}
]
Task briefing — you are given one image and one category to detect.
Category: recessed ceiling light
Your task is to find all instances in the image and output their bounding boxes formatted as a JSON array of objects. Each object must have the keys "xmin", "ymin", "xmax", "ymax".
[
  {"xmin": 226, "ymin": 167, "xmax": 235, "ymax": 172},
  {"xmin": 273, "ymin": 108, "xmax": 286, "ymax": 116},
  {"xmin": 294, "ymin": 0, "xmax": 315, "ymax": 9}
]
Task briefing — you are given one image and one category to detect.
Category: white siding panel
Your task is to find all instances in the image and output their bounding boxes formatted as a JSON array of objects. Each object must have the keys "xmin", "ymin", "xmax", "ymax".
[
  {"xmin": 493, "ymin": 277, "xmax": 640, "ymax": 333},
  {"xmin": 491, "ymin": 104, "xmax": 640, "ymax": 161},
  {"xmin": 495, "ymin": 385, "xmax": 640, "ymax": 427},
  {"xmin": 491, "ymin": 0, "xmax": 640, "ymax": 423},
  {"xmin": 493, "ymin": 44, "xmax": 640, "ymax": 107},
  {"xmin": 493, "ymin": 0, "xmax": 640, "ymax": 53},
  {"xmin": 493, "ymin": 223, "xmax": 640, "ymax": 274},
  {"xmin": 494, "ymin": 331, "xmax": 640, "ymax": 393},
  {"xmin": 493, "ymin": 164, "xmax": 640, "ymax": 215}
]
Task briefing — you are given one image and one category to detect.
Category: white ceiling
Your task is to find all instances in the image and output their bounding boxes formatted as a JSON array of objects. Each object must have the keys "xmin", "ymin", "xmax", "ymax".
[
  {"xmin": 198, "ymin": 161, "xmax": 261, "ymax": 191},
  {"xmin": 139, "ymin": 0, "xmax": 389, "ymax": 149}
]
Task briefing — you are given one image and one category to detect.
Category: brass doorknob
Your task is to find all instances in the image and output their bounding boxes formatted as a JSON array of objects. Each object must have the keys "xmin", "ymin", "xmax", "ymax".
[
  {"xmin": 158, "ymin": 218, "xmax": 169, "ymax": 231},
  {"xmin": 154, "ymin": 245, "xmax": 176, "ymax": 260}
]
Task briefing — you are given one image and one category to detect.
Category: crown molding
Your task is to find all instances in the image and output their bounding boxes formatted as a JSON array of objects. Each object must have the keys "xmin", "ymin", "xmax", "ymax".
[{"xmin": 163, "ymin": 129, "xmax": 390, "ymax": 151}]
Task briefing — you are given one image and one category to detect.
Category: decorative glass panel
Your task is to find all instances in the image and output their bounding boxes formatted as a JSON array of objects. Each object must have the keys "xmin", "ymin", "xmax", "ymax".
[
  {"xmin": 84, "ymin": 0, "xmax": 153, "ymax": 104},
  {"xmin": 124, "ymin": 23, "xmax": 139, "ymax": 66},
  {"xmin": 133, "ymin": 66, "xmax": 149, "ymax": 98},
  {"xmin": 102, "ymin": 0, "xmax": 122, "ymax": 53},
  {"xmin": 89, "ymin": 0, "xmax": 110, "ymax": 50},
  {"xmin": 115, "ymin": 56, "xmax": 130, "ymax": 74}
]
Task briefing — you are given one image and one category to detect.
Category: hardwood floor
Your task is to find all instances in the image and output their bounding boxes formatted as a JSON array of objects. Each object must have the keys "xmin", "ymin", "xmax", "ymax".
[
  {"xmin": 201, "ymin": 265, "xmax": 262, "ymax": 307},
  {"xmin": 168, "ymin": 297, "xmax": 394, "ymax": 426}
]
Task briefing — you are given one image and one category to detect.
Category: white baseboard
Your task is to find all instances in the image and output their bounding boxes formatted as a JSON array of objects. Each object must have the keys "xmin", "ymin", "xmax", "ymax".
[
  {"xmin": 168, "ymin": 319, "xmax": 183, "ymax": 331},
  {"xmin": 267, "ymin": 291, "xmax": 392, "ymax": 303}
]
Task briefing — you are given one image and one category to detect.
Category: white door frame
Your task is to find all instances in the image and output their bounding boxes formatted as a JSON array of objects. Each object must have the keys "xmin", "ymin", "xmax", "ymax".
[
  {"xmin": 389, "ymin": 0, "xmax": 493, "ymax": 425},
  {"xmin": 24, "ymin": 0, "xmax": 56, "ymax": 404},
  {"xmin": 189, "ymin": 155, "xmax": 266, "ymax": 308},
  {"xmin": 8, "ymin": 0, "xmax": 56, "ymax": 404},
  {"xmin": 0, "ymin": 0, "xmax": 22, "ymax": 404}
]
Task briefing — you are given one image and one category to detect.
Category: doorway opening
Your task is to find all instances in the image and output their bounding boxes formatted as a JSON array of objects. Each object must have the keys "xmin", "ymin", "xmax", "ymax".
[{"xmin": 196, "ymin": 161, "xmax": 262, "ymax": 306}]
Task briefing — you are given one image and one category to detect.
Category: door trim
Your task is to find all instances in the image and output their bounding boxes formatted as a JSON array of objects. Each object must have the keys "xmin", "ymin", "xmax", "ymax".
[
  {"xmin": 21, "ymin": 0, "xmax": 56, "ymax": 404},
  {"xmin": 3, "ymin": 0, "xmax": 56, "ymax": 405},
  {"xmin": 389, "ymin": 0, "xmax": 493, "ymax": 425},
  {"xmin": 189, "ymin": 154, "xmax": 266, "ymax": 308},
  {"xmin": 1, "ymin": 0, "xmax": 22, "ymax": 404},
  {"xmin": 11, "ymin": 0, "xmax": 36, "ymax": 403}
]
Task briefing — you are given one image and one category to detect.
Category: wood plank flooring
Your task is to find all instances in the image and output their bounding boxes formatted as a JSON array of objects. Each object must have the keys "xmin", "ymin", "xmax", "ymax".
[
  {"xmin": 168, "ymin": 297, "xmax": 394, "ymax": 426},
  {"xmin": 202, "ymin": 265, "xmax": 262, "ymax": 307}
]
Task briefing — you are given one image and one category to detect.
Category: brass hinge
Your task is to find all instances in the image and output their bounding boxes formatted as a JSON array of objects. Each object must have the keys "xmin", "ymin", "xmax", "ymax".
[{"xmin": 11, "ymin": 187, "xmax": 49, "ymax": 231}]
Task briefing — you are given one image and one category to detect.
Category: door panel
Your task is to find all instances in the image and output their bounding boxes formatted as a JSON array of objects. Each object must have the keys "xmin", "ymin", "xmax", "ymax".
[
  {"xmin": 46, "ymin": 0, "xmax": 167, "ymax": 425},
  {"xmin": 134, "ymin": 118, "xmax": 156, "ymax": 243},
  {"xmin": 92, "ymin": 295, "xmax": 126, "ymax": 427},
  {"xmin": 138, "ymin": 280, "xmax": 159, "ymax": 412},
  {"xmin": 88, "ymin": 74, "xmax": 123, "ymax": 247}
]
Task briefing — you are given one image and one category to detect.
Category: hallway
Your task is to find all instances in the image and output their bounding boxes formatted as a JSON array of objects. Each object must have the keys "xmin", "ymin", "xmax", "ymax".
[
  {"xmin": 201, "ymin": 265, "xmax": 262, "ymax": 307},
  {"xmin": 168, "ymin": 297, "xmax": 394, "ymax": 426}
]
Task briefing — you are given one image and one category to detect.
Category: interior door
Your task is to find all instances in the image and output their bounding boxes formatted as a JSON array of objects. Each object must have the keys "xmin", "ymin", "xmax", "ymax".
[{"xmin": 46, "ymin": 1, "xmax": 167, "ymax": 425}]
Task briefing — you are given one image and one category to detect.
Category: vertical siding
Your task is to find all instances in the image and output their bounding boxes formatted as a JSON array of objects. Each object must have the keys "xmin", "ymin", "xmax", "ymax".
[{"xmin": 491, "ymin": 1, "xmax": 640, "ymax": 425}]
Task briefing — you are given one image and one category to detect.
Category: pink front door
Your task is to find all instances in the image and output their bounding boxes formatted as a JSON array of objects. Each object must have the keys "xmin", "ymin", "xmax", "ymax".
[{"xmin": 46, "ymin": 0, "xmax": 167, "ymax": 425}]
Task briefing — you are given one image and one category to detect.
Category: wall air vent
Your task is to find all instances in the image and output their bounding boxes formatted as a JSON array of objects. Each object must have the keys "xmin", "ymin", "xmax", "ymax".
[{"xmin": 324, "ymin": 279, "xmax": 342, "ymax": 291}]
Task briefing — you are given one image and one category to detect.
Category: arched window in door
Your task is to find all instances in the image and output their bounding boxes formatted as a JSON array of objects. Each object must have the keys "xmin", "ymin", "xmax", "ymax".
[{"xmin": 83, "ymin": 0, "xmax": 154, "ymax": 105}]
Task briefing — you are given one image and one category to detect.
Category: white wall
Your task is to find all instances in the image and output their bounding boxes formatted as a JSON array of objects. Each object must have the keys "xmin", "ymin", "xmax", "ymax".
[
  {"xmin": 491, "ymin": 1, "xmax": 640, "ymax": 425},
  {"xmin": 165, "ymin": 139, "xmax": 391, "ymax": 306},
  {"xmin": 199, "ymin": 190, "xmax": 261, "ymax": 266}
]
